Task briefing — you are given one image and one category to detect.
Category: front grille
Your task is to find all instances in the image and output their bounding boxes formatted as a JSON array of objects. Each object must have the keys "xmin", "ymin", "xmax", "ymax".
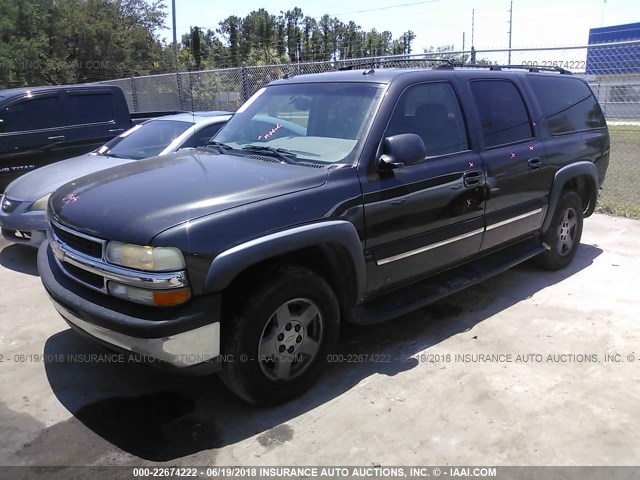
[
  {"xmin": 1, "ymin": 197, "xmax": 21, "ymax": 214},
  {"xmin": 52, "ymin": 223, "xmax": 103, "ymax": 258},
  {"xmin": 64, "ymin": 262, "xmax": 105, "ymax": 290},
  {"xmin": 49, "ymin": 220, "xmax": 189, "ymax": 300}
]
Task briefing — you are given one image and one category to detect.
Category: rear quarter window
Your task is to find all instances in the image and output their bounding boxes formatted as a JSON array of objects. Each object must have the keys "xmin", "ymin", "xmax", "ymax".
[{"xmin": 527, "ymin": 76, "xmax": 606, "ymax": 134}]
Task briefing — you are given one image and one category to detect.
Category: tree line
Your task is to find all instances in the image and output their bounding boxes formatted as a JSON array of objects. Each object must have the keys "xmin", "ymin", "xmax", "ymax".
[
  {"xmin": 0, "ymin": 0, "xmax": 418, "ymax": 88},
  {"xmin": 0, "ymin": 0, "xmax": 169, "ymax": 87},
  {"xmin": 183, "ymin": 8, "xmax": 417, "ymax": 70}
]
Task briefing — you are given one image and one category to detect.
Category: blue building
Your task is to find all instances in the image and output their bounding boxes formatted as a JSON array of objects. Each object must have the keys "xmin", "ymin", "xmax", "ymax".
[{"xmin": 586, "ymin": 22, "xmax": 640, "ymax": 75}]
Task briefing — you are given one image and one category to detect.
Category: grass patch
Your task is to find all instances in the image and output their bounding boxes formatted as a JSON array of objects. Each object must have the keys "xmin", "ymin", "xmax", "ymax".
[
  {"xmin": 596, "ymin": 201, "xmax": 640, "ymax": 219},
  {"xmin": 597, "ymin": 124, "xmax": 640, "ymax": 219}
]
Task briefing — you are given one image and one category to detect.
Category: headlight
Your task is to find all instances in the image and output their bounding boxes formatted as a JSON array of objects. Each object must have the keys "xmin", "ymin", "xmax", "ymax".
[
  {"xmin": 29, "ymin": 193, "xmax": 51, "ymax": 211},
  {"xmin": 105, "ymin": 241, "xmax": 186, "ymax": 272}
]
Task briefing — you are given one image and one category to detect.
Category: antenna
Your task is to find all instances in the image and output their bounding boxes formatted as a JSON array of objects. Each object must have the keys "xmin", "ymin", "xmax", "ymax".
[
  {"xmin": 600, "ymin": 0, "xmax": 607, "ymax": 27},
  {"xmin": 507, "ymin": 1, "xmax": 513, "ymax": 64}
]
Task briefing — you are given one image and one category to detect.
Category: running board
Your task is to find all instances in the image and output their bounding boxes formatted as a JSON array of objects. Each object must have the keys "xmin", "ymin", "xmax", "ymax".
[{"xmin": 354, "ymin": 238, "xmax": 548, "ymax": 325}]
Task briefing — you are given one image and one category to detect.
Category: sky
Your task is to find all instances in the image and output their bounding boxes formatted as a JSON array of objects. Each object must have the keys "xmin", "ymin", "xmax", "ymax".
[{"xmin": 160, "ymin": 0, "xmax": 640, "ymax": 52}]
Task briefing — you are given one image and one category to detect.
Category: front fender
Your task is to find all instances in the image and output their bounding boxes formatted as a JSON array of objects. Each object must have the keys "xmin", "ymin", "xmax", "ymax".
[{"xmin": 203, "ymin": 220, "xmax": 366, "ymax": 301}]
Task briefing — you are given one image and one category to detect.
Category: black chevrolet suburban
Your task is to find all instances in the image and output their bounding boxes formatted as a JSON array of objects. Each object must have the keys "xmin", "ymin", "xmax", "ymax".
[
  {"xmin": 0, "ymin": 84, "xmax": 170, "ymax": 192},
  {"xmin": 38, "ymin": 66, "xmax": 610, "ymax": 405}
]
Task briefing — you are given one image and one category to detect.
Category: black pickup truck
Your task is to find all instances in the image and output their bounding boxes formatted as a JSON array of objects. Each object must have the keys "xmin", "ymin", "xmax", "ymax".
[
  {"xmin": 0, "ymin": 84, "xmax": 177, "ymax": 192},
  {"xmin": 38, "ymin": 66, "xmax": 609, "ymax": 405}
]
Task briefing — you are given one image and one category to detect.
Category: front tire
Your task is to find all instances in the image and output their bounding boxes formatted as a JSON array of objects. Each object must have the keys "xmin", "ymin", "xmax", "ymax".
[
  {"xmin": 536, "ymin": 190, "xmax": 583, "ymax": 270},
  {"xmin": 219, "ymin": 265, "xmax": 340, "ymax": 405}
]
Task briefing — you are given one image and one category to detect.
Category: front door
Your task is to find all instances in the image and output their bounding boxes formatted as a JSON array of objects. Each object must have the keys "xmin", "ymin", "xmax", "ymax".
[
  {"xmin": 362, "ymin": 81, "xmax": 485, "ymax": 294},
  {"xmin": 0, "ymin": 93, "xmax": 63, "ymax": 190}
]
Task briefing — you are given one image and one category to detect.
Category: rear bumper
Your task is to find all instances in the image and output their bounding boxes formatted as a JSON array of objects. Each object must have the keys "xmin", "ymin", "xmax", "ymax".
[{"xmin": 38, "ymin": 241, "xmax": 222, "ymax": 373}]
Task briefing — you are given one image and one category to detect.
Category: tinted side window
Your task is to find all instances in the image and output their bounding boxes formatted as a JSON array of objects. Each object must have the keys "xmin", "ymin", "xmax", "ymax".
[
  {"xmin": 181, "ymin": 122, "xmax": 226, "ymax": 148},
  {"xmin": 470, "ymin": 80, "xmax": 533, "ymax": 148},
  {"xmin": 66, "ymin": 93, "xmax": 114, "ymax": 125},
  {"xmin": 1, "ymin": 95, "xmax": 61, "ymax": 132},
  {"xmin": 386, "ymin": 82, "xmax": 469, "ymax": 157},
  {"xmin": 527, "ymin": 76, "xmax": 606, "ymax": 134}
]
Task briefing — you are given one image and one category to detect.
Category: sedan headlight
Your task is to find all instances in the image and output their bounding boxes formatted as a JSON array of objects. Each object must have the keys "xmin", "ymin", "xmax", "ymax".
[
  {"xmin": 105, "ymin": 241, "xmax": 186, "ymax": 272},
  {"xmin": 29, "ymin": 193, "xmax": 52, "ymax": 211}
]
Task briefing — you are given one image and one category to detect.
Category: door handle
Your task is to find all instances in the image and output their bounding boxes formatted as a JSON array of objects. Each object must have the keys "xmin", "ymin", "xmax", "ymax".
[
  {"xmin": 109, "ymin": 128, "xmax": 125, "ymax": 134},
  {"xmin": 47, "ymin": 135, "xmax": 65, "ymax": 142},
  {"xmin": 463, "ymin": 170, "xmax": 483, "ymax": 188},
  {"xmin": 528, "ymin": 157, "xmax": 542, "ymax": 171}
]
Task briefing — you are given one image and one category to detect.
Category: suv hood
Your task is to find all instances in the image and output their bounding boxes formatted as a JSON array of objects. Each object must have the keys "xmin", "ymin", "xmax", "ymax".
[{"xmin": 50, "ymin": 150, "xmax": 328, "ymax": 245}]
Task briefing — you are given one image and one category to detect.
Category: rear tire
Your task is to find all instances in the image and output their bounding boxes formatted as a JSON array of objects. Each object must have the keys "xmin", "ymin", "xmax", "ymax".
[
  {"xmin": 536, "ymin": 191, "xmax": 583, "ymax": 270},
  {"xmin": 219, "ymin": 265, "xmax": 340, "ymax": 405}
]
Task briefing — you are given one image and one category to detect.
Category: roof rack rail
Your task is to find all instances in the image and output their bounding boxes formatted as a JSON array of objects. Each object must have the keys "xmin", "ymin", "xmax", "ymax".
[
  {"xmin": 338, "ymin": 57, "xmax": 453, "ymax": 71},
  {"xmin": 447, "ymin": 63, "xmax": 572, "ymax": 74}
]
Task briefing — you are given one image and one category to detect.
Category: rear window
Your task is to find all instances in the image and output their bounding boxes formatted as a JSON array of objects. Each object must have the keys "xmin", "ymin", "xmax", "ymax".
[
  {"xmin": 527, "ymin": 76, "xmax": 606, "ymax": 134},
  {"xmin": 66, "ymin": 93, "xmax": 115, "ymax": 125}
]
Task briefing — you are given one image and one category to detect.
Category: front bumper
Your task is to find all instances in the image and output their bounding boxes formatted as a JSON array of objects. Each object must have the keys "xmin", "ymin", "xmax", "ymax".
[
  {"xmin": 0, "ymin": 194, "xmax": 47, "ymax": 248},
  {"xmin": 38, "ymin": 241, "xmax": 222, "ymax": 373}
]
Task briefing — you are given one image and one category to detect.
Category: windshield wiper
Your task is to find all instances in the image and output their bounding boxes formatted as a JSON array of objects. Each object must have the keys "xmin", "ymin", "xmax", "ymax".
[
  {"xmin": 206, "ymin": 140, "xmax": 232, "ymax": 149},
  {"xmin": 201, "ymin": 140, "xmax": 233, "ymax": 154},
  {"xmin": 241, "ymin": 145, "xmax": 298, "ymax": 164},
  {"xmin": 102, "ymin": 152, "xmax": 131, "ymax": 159}
]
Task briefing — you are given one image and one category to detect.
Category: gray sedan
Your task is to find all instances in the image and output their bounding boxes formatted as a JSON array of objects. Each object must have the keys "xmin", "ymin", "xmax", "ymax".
[{"xmin": 0, "ymin": 111, "xmax": 231, "ymax": 248}]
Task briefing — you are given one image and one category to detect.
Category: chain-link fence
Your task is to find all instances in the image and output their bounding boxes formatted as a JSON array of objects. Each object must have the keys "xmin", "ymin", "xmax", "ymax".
[{"xmin": 98, "ymin": 40, "xmax": 640, "ymax": 218}]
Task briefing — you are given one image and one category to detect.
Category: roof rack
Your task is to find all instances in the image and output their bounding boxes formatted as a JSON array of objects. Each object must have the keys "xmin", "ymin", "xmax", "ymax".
[
  {"xmin": 338, "ymin": 58, "xmax": 453, "ymax": 71},
  {"xmin": 336, "ymin": 60, "xmax": 572, "ymax": 75},
  {"xmin": 444, "ymin": 63, "xmax": 572, "ymax": 74}
]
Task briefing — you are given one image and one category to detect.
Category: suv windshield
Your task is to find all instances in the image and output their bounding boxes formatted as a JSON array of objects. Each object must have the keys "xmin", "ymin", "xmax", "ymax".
[
  {"xmin": 99, "ymin": 119, "xmax": 192, "ymax": 160},
  {"xmin": 214, "ymin": 82, "xmax": 385, "ymax": 164}
]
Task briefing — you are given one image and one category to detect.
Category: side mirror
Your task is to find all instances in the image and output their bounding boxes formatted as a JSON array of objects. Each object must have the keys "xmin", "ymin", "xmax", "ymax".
[{"xmin": 378, "ymin": 133, "xmax": 425, "ymax": 169}]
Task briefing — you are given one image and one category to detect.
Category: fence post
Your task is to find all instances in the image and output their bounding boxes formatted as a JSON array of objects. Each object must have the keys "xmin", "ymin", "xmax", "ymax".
[
  {"xmin": 176, "ymin": 72, "xmax": 185, "ymax": 111},
  {"xmin": 242, "ymin": 66, "xmax": 250, "ymax": 102},
  {"xmin": 129, "ymin": 77, "xmax": 139, "ymax": 113}
]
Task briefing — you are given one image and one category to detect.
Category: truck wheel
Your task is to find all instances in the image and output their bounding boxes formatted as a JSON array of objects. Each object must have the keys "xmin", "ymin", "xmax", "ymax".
[
  {"xmin": 536, "ymin": 191, "xmax": 583, "ymax": 270},
  {"xmin": 219, "ymin": 266, "xmax": 340, "ymax": 405}
]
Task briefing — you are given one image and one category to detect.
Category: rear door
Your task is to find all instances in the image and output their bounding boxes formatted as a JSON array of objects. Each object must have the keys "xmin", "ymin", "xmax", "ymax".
[
  {"xmin": 468, "ymin": 78, "xmax": 547, "ymax": 251},
  {"xmin": 362, "ymin": 80, "xmax": 485, "ymax": 294},
  {"xmin": 57, "ymin": 90, "xmax": 122, "ymax": 158}
]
